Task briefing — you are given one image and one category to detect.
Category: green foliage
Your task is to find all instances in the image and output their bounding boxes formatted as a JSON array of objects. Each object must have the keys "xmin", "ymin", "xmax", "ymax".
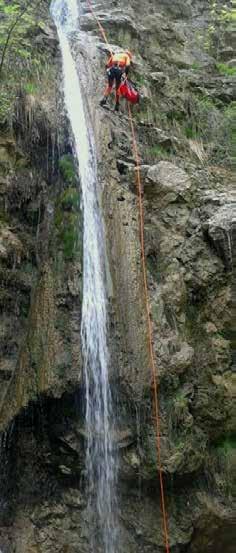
[
  {"xmin": 185, "ymin": 125, "xmax": 199, "ymax": 139},
  {"xmin": 59, "ymin": 213, "xmax": 80, "ymax": 259},
  {"xmin": 0, "ymin": 208, "xmax": 9, "ymax": 226},
  {"xmin": 0, "ymin": 89, "xmax": 12, "ymax": 124},
  {"xmin": 216, "ymin": 62, "xmax": 236, "ymax": 76},
  {"xmin": 59, "ymin": 154, "xmax": 77, "ymax": 186},
  {"xmin": 216, "ymin": 435, "xmax": 236, "ymax": 455},
  {"xmin": 0, "ymin": 1, "xmax": 41, "ymax": 69},
  {"xmin": 60, "ymin": 187, "xmax": 80, "ymax": 210},
  {"xmin": 203, "ymin": 0, "xmax": 234, "ymax": 57},
  {"xmin": 55, "ymin": 186, "xmax": 81, "ymax": 260},
  {"xmin": 209, "ymin": 434, "xmax": 236, "ymax": 499},
  {"xmin": 144, "ymin": 144, "xmax": 171, "ymax": 163},
  {"xmin": 148, "ymin": 145, "xmax": 168, "ymax": 156},
  {"xmin": 227, "ymin": 8, "xmax": 236, "ymax": 21},
  {"xmin": 0, "ymin": 1, "xmax": 52, "ymax": 127},
  {"xmin": 24, "ymin": 82, "xmax": 38, "ymax": 95},
  {"xmin": 190, "ymin": 62, "xmax": 202, "ymax": 71},
  {"xmin": 132, "ymin": 73, "xmax": 147, "ymax": 86},
  {"xmin": 181, "ymin": 92, "xmax": 233, "ymax": 165}
]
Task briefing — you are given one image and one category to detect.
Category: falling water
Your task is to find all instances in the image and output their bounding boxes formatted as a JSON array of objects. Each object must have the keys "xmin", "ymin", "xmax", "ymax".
[{"xmin": 51, "ymin": 0, "xmax": 117, "ymax": 551}]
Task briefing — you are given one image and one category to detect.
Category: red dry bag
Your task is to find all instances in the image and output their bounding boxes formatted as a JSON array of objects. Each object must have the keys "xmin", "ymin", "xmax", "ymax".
[{"xmin": 119, "ymin": 79, "xmax": 139, "ymax": 104}]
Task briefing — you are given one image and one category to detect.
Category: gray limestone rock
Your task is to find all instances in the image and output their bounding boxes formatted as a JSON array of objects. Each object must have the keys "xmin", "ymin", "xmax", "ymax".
[
  {"xmin": 0, "ymin": 1, "xmax": 234, "ymax": 552},
  {"xmin": 207, "ymin": 200, "xmax": 236, "ymax": 269},
  {"xmin": 146, "ymin": 161, "xmax": 192, "ymax": 198}
]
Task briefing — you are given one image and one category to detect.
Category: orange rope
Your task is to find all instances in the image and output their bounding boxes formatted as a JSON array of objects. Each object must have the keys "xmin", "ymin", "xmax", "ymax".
[
  {"xmin": 87, "ymin": 0, "xmax": 113, "ymax": 55},
  {"xmin": 85, "ymin": 2, "xmax": 170, "ymax": 551},
  {"xmin": 127, "ymin": 103, "xmax": 170, "ymax": 553}
]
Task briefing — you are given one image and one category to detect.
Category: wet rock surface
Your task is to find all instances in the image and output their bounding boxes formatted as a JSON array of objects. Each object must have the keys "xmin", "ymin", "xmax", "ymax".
[{"xmin": 0, "ymin": 0, "xmax": 235, "ymax": 552}]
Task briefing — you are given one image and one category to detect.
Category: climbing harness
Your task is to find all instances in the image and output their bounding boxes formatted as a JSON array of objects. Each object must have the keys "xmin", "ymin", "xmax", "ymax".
[{"xmin": 86, "ymin": 2, "xmax": 170, "ymax": 552}]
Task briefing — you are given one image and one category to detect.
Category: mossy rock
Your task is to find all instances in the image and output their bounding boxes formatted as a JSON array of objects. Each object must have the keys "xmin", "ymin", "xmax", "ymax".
[
  {"xmin": 59, "ymin": 187, "xmax": 80, "ymax": 211},
  {"xmin": 59, "ymin": 213, "xmax": 81, "ymax": 260},
  {"xmin": 59, "ymin": 154, "xmax": 77, "ymax": 186},
  {"xmin": 54, "ymin": 186, "xmax": 82, "ymax": 260},
  {"xmin": 56, "ymin": 212, "xmax": 82, "ymax": 260},
  {"xmin": 216, "ymin": 434, "xmax": 236, "ymax": 455}
]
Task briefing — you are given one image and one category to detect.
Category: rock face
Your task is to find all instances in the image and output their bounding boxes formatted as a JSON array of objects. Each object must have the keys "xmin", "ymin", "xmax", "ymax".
[
  {"xmin": 207, "ymin": 198, "xmax": 236, "ymax": 269},
  {"xmin": 146, "ymin": 161, "xmax": 192, "ymax": 196},
  {"xmin": 0, "ymin": 1, "xmax": 235, "ymax": 552}
]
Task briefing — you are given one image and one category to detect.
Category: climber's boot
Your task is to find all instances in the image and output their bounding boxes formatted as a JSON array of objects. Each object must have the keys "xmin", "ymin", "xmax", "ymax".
[{"xmin": 100, "ymin": 97, "xmax": 107, "ymax": 107}]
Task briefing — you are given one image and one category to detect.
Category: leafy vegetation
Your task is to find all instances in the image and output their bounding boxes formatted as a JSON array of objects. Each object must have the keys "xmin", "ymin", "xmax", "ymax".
[
  {"xmin": 0, "ymin": 89, "xmax": 12, "ymax": 124},
  {"xmin": 216, "ymin": 62, "xmax": 236, "ymax": 76},
  {"xmin": 190, "ymin": 62, "xmax": 202, "ymax": 71},
  {"xmin": 132, "ymin": 72, "xmax": 147, "ymax": 87},
  {"xmin": 23, "ymin": 82, "xmax": 38, "ymax": 95},
  {"xmin": 216, "ymin": 435, "xmax": 236, "ymax": 454},
  {"xmin": 206, "ymin": 434, "xmax": 236, "ymax": 499},
  {"xmin": 60, "ymin": 187, "xmax": 80, "ymax": 210},
  {"xmin": 0, "ymin": 0, "xmax": 53, "ymax": 127},
  {"xmin": 203, "ymin": 0, "xmax": 234, "ymax": 56},
  {"xmin": 185, "ymin": 125, "xmax": 199, "ymax": 139},
  {"xmin": 144, "ymin": 144, "xmax": 171, "ymax": 163},
  {"xmin": 181, "ymin": 93, "xmax": 234, "ymax": 165},
  {"xmin": 59, "ymin": 154, "xmax": 77, "ymax": 186},
  {"xmin": 55, "ymin": 187, "xmax": 82, "ymax": 260},
  {"xmin": 59, "ymin": 213, "xmax": 81, "ymax": 259},
  {"xmin": 0, "ymin": 1, "xmax": 45, "ymax": 75}
]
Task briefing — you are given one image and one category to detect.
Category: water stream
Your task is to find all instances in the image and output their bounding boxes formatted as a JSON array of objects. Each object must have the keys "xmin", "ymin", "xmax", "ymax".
[{"xmin": 51, "ymin": 1, "xmax": 117, "ymax": 551}]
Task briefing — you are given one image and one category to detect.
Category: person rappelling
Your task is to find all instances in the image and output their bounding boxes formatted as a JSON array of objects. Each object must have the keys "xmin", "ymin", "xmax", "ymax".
[{"xmin": 100, "ymin": 49, "xmax": 139, "ymax": 111}]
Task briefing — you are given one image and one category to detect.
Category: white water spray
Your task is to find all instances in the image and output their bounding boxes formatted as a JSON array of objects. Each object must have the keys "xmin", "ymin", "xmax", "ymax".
[{"xmin": 51, "ymin": 1, "xmax": 117, "ymax": 551}]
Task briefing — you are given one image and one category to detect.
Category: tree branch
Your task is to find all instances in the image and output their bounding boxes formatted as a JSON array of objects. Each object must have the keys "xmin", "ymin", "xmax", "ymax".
[{"xmin": 0, "ymin": 0, "xmax": 43, "ymax": 78}]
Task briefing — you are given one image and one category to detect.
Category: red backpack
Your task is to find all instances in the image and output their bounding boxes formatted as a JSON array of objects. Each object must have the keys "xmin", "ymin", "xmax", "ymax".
[{"xmin": 119, "ymin": 79, "xmax": 140, "ymax": 104}]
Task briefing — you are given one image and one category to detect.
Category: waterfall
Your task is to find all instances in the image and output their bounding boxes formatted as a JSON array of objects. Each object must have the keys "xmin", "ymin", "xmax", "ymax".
[{"xmin": 51, "ymin": 1, "xmax": 117, "ymax": 551}]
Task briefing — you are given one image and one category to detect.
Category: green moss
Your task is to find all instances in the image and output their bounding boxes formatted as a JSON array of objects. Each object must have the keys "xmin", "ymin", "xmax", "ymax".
[
  {"xmin": 24, "ymin": 82, "xmax": 38, "ymax": 95},
  {"xmin": 54, "ymin": 208, "xmax": 63, "ymax": 228},
  {"xmin": 132, "ymin": 73, "xmax": 147, "ymax": 86},
  {"xmin": 185, "ymin": 301, "xmax": 207, "ymax": 345},
  {"xmin": 55, "ymin": 187, "xmax": 81, "ymax": 260},
  {"xmin": 60, "ymin": 187, "xmax": 80, "ymax": 210},
  {"xmin": 59, "ymin": 213, "xmax": 80, "ymax": 259},
  {"xmin": 198, "ymin": 96, "xmax": 216, "ymax": 109},
  {"xmin": 0, "ymin": 209, "xmax": 9, "ymax": 225},
  {"xmin": 185, "ymin": 125, "xmax": 199, "ymax": 139},
  {"xmin": 148, "ymin": 145, "xmax": 169, "ymax": 157},
  {"xmin": 55, "ymin": 187, "xmax": 80, "ymax": 232},
  {"xmin": 56, "ymin": 213, "xmax": 81, "ymax": 260},
  {"xmin": 228, "ymin": 9, "xmax": 236, "ymax": 22},
  {"xmin": 146, "ymin": 252, "xmax": 163, "ymax": 283},
  {"xmin": 225, "ymin": 101, "xmax": 236, "ymax": 118},
  {"xmin": 216, "ymin": 435, "xmax": 236, "ymax": 455},
  {"xmin": 59, "ymin": 154, "xmax": 77, "ymax": 186},
  {"xmin": 144, "ymin": 144, "xmax": 171, "ymax": 163},
  {"xmin": 190, "ymin": 62, "xmax": 202, "ymax": 71},
  {"xmin": 216, "ymin": 63, "xmax": 236, "ymax": 76},
  {"xmin": 167, "ymin": 110, "xmax": 185, "ymax": 123}
]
